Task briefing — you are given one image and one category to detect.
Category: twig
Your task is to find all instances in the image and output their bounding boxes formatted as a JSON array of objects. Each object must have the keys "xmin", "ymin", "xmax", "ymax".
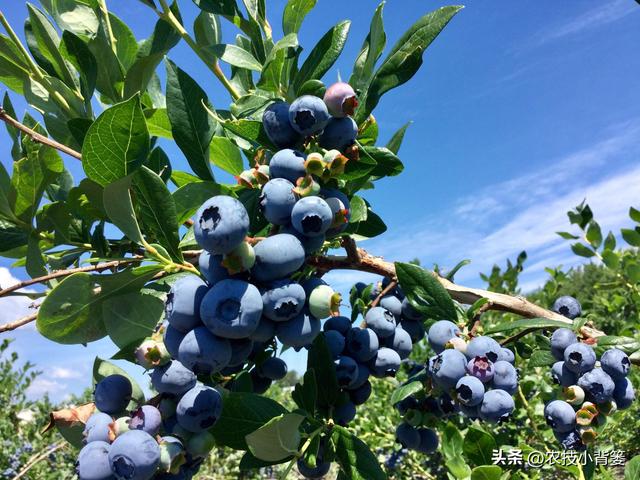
[
  {"xmin": 0, "ymin": 259, "xmax": 141, "ymax": 298},
  {"xmin": 341, "ymin": 236, "xmax": 361, "ymax": 263},
  {"xmin": 12, "ymin": 441, "xmax": 66, "ymax": 480},
  {"xmin": 370, "ymin": 280, "xmax": 397, "ymax": 308},
  {"xmin": 0, "ymin": 108, "xmax": 82, "ymax": 160},
  {"xmin": 0, "ymin": 312, "xmax": 38, "ymax": 333}
]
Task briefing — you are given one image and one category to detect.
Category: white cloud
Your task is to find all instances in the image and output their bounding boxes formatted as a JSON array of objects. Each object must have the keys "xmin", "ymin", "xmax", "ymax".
[
  {"xmin": 49, "ymin": 366, "xmax": 84, "ymax": 380},
  {"xmin": 26, "ymin": 378, "xmax": 67, "ymax": 398}
]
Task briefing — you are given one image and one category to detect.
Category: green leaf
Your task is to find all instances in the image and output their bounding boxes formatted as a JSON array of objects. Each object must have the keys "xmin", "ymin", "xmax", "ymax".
[
  {"xmin": 49, "ymin": 0, "xmax": 99, "ymax": 38},
  {"xmin": 603, "ymin": 231, "xmax": 616, "ymax": 251},
  {"xmin": 145, "ymin": 147, "xmax": 172, "ymax": 182},
  {"xmin": 395, "ymin": 262, "xmax": 457, "ymax": 320},
  {"xmin": 390, "ymin": 380, "xmax": 422, "ymax": 406},
  {"xmin": 622, "ymin": 228, "xmax": 640, "ymax": 247},
  {"xmin": 463, "ymin": 427, "xmax": 496, "ymax": 466},
  {"xmin": 470, "ymin": 465, "xmax": 502, "ymax": 480},
  {"xmin": 194, "ymin": 11, "xmax": 221, "ymax": 54},
  {"xmin": 571, "ymin": 242, "xmax": 596, "ymax": 258},
  {"xmin": 294, "ymin": 20, "xmax": 351, "ymax": 92},
  {"xmin": 528, "ymin": 350, "xmax": 556, "ymax": 367},
  {"xmin": 92, "ymin": 357, "xmax": 145, "ymax": 408},
  {"xmin": 345, "ymin": 209, "xmax": 386, "ymax": 240},
  {"xmin": 239, "ymin": 451, "xmax": 291, "ymax": 471},
  {"xmin": 349, "ymin": 1, "xmax": 386, "ymax": 91},
  {"xmin": 586, "ymin": 221, "xmax": 602, "ymax": 248},
  {"xmin": 601, "ymin": 250, "xmax": 619, "ymax": 269},
  {"xmin": 349, "ymin": 196, "xmax": 367, "ymax": 223},
  {"xmin": 173, "ymin": 181, "xmax": 221, "ymax": 225},
  {"xmin": 332, "ymin": 425, "xmax": 386, "ymax": 480},
  {"xmin": 82, "ymin": 94, "xmax": 149, "ymax": 186},
  {"xmin": 25, "ymin": 234, "xmax": 47, "ymax": 278},
  {"xmin": 357, "ymin": 115, "xmax": 378, "ymax": 146},
  {"xmin": 258, "ymin": 34, "xmax": 299, "ymax": 93},
  {"xmin": 193, "ymin": 0, "xmax": 241, "ymax": 16},
  {"xmin": 60, "ymin": 31, "xmax": 97, "ymax": 102},
  {"xmin": 132, "ymin": 166, "xmax": 183, "ymax": 261},
  {"xmin": 441, "ymin": 422, "xmax": 464, "ymax": 460},
  {"xmin": 630, "ymin": 207, "xmax": 640, "ymax": 223},
  {"xmin": 307, "ymin": 334, "xmax": 340, "ymax": 408},
  {"xmin": 484, "ymin": 318, "xmax": 572, "ymax": 334},
  {"xmin": 102, "ymin": 176, "xmax": 144, "ymax": 244},
  {"xmin": 216, "ymin": 118, "xmax": 277, "ymax": 151},
  {"xmin": 361, "ymin": 145, "xmax": 403, "ymax": 177},
  {"xmin": 107, "ymin": 13, "xmax": 138, "ymax": 71},
  {"xmin": 87, "ymin": 21, "xmax": 124, "ymax": 103},
  {"xmin": 0, "ymin": 220, "xmax": 28, "ymax": 252},
  {"xmin": 144, "ymin": 108, "xmax": 172, "ymax": 139},
  {"xmin": 166, "ymin": 60, "xmax": 215, "ymax": 180},
  {"xmin": 556, "ymin": 231, "xmax": 579, "ymax": 240},
  {"xmin": 625, "ymin": 456, "xmax": 640, "ymax": 480},
  {"xmin": 355, "ymin": 6, "xmax": 462, "ymax": 124},
  {"xmin": 297, "ymin": 79, "xmax": 326, "ymax": 97},
  {"xmin": 282, "ymin": 0, "xmax": 317, "ymax": 35},
  {"xmin": 291, "ymin": 368, "xmax": 317, "ymax": 414},
  {"xmin": 209, "ymin": 44, "xmax": 263, "ymax": 71},
  {"xmin": 102, "ymin": 291, "xmax": 164, "ymax": 348},
  {"xmin": 245, "ymin": 413, "xmax": 304, "ymax": 462},
  {"xmin": 210, "ymin": 136, "xmax": 245, "ymax": 175},
  {"xmin": 210, "ymin": 391, "xmax": 288, "ymax": 450}
]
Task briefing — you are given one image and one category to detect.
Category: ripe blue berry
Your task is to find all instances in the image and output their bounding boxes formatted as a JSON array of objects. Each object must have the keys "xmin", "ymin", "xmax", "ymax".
[
  {"xmin": 395, "ymin": 423, "xmax": 420, "ymax": 449},
  {"xmin": 83, "ymin": 412, "xmax": 114, "ymax": 444},
  {"xmin": 251, "ymin": 234, "xmax": 306, "ymax": 282},
  {"xmin": 129, "ymin": 405, "xmax": 162, "ymax": 437},
  {"xmin": 249, "ymin": 317, "xmax": 276, "ymax": 342},
  {"xmin": 200, "ymin": 279, "xmax": 263, "ymax": 339},
  {"xmin": 384, "ymin": 326, "xmax": 413, "ymax": 360},
  {"xmin": 335, "ymin": 355, "xmax": 359, "ymax": 387},
  {"xmin": 259, "ymin": 178, "xmax": 298, "ymax": 225},
  {"xmin": 544, "ymin": 400, "xmax": 576, "ymax": 433},
  {"xmin": 401, "ymin": 298, "xmax": 423, "ymax": 321},
  {"xmin": 323, "ymin": 82, "xmax": 357, "ymax": 117},
  {"xmin": 349, "ymin": 380, "xmax": 372, "ymax": 405},
  {"xmin": 563, "ymin": 343, "xmax": 596, "ymax": 374},
  {"xmin": 346, "ymin": 327, "xmax": 379, "ymax": 362},
  {"xmin": 554, "ymin": 430, "xmax": 585, "ymax": 451},
  {"xmin": 108, "ymin": 430, "xmax": 160, "ymax": 480},
  {"xmin": 491, "ymin": 360, "xmax": 519, "ymax": 394},
  {"xmin": 262, "ymin": 281, "xmax": 306, "ymax": 322},
  {"xmin": 550, "ymin": 328, "xmax": 578, "ymax": 361},
  {"xmin": 400, "ymin": 319, "xmax": 425, "ymax": 343},
  {"xmin": 165, "ymin": 276, "xmax": 208, "ymax": 333},
  {"xmin": 194, "ymin": 196, "xmax": 249, "ymax": 255},
  {"xmin": 430, "ymin": 349, "xmax": 468, "ymax": 389},
  {"xmin": 378, "ymin": 295, "xmax": 402, "ymax": 318},
  {"xmin": 427, "ymin": 320, "xmax": 461, "ymax": 354},
  {"xmin": 198, "ymin": 251, "xmax": 230, "ymax": 286},
  {"xmin": 320, "ymin": 188, "xmax": 350, "ymax": 237},
  {"xmin": 259, "ymin": 357, "xmax": 288, "ymax": 380},
  {"xmin": 77, "ymin": 441, "xmax": 112, "ymax": 480},
  {"xmin": 577, "ymin": 368, "xmax": 615, "ymax": 403},
  {"xmin": 280, "ymin": 224, "xmax": 326, "ymax": 254},
  {"xmin": 365, "ymin": 306, "xmax": 397, "ymax": 339},
  {"xmin": 151, "ymin": 361, "xmax": 197, "ymax": 396},
  {"xmin": 178, "ymin": 326, "xmax": 232, "ymax": 374},
  {"xmin": 291, "ymin": 196, "xmax": 333, "ymax": 237},
  {"xmin": 176, "ymin": 385, "xmax": 223, "ymax": 433},
  {"xmin": 613, "ymin": 378, "xmax": 635, "ymax": 409},
  {"xmin": 288, "ymin": 95, "xmax": 330, "ymax": 136},
  {"xmin": 250, "ymin": 370, "xmax": 273, "ymax": 394},
  {"xmin": 415, "ymin": 428, "xmax": 439, "ymax": 454},
  {"xmin": 551, "ymin": 361, "xmax": 578, "ymax": 387},
  {"xmin": 552, "ymin": 296, "xmax": 581, "ymax": 319},
  {"xmin": 325, "ymin": 330, "xmax": 346, "ymax": 359},
  {"xmin": 269, "ymin": 149, "xmax": 306, "ymax": 184},
  {"xmin": 333, "ymin": 400, "xmax": 357, "ymax": 426},
  {"xmin": 369, "ymin": 347, "xmax": 402, "ymax": 377},
  {"xmin": 319, "ymin": 117, "xmax": 358, "ymax": 151},
  {"xmin": 600, "ymin": 348, "xmax": 630, "ymax": 380},
  {"xmin": 227, "ymin": 338, "xmax": 254, "ymax": 367},
  {"xmin": 479, "ymin": 389, "xmax": 515, "ymax": 423},
  {"xmin": 455, "ymin": 376, "xmax": 485, "ymax": 406},
  {"xmin": 467, "ymin": 356, "xmax": 494, "ymax": 383},
  {"xmin": 323, "ymin": 315, "xmax": 352, "ymax": 335},
  {"xmin": 297, "ymin": 458, "xmax": 330, "ymax": 479},
  {"xmin": 94, "ymin": 375, "xmax": 132, "ymax": 415},
  {"xmin": 276, "ymin": 310, "xmax": 321, "ymax": 348},
  {"xmin": 346, "ymin": 363, "xmax": 370, "ymax": 390},
  {"xmin": 497, "ymin": 347, "xmax": 515, "ymax": 364},
  {"xmin": 262, "ymin": 102, "xmax": 300, "ymax": 148},
  {"xmin": 466, "ymin": 336, "xmax": 501, "ymax": 363}
]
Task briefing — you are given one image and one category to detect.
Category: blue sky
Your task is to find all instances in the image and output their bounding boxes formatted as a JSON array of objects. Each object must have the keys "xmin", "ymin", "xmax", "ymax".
[{"xmin": 1, "ymin": 0, "xmax": 639, "ymax": 402}]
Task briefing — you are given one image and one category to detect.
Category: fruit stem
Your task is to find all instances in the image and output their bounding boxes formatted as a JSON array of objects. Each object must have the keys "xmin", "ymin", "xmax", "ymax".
[{"xmin": 278, "ymin": 425, "xmax": 324, "ymax": 480}]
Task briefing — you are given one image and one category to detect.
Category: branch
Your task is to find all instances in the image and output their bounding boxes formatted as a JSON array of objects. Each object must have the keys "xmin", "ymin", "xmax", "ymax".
[
  {"xmin": 0, "ymin": 108, "xmax": 82, "ymax": 160},
  {"xmin": 0, "ymin": 312, "xmax": 38, "ymax": 333},
  {"xmin": 370, "ymin": 280, "xmax": 398, "ymax": 308}
]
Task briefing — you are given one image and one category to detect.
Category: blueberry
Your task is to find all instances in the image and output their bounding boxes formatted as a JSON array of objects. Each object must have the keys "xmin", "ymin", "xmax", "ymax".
[
  {"xmin": 466, "ymin": 336, "xmax": 501, "ymax": 363},
  {"xmin": 250, "ymin": 370, "xmax": 273, "ymax": 394},
  {"xmin": 291, "ymin": 196, "xmax": 333, "ymax": 238},
  {"xmin": 269, "ymin": 149, "xmax": 307, "ymax": 184},
  {"xmin": 178, "ymin": 326, "xmax": 231, "ymax": 374},
  {"xmin": 227, "ymin": 338, "xmax": 254, "ymax": 367},
  {"xmin": 363, "ymin": 306, "xmax": 396, "ymax": 339},
  {"xmin": 94, "ymin": 375, "xmax": 132, "ymax": 415},
  {"xmin": 318, "ymin": 117, "xmax": 358, "ymax": 151},
  {"xmin": 301, "ymin": 277, "xmax": 327, "ymax": 297},
  {"xmin": 323, "ymin": 82, "xmax": 357, "ymax": 117},
  {"xmin": 324, "ymin": 330, "xmax": 346, "ymax": 359},
  {"xmin": 395, "ymin": 396, "xmax": 419, "ymax": 415},
  {"xmin": 323, "ymin": 316, "xmax": 352, "ymax": 335},
  {"xmin": 613, "ymin": 378, "xmax": 635, "ymax": 409},
  {"xmin": 151, "ymin": 361, "xmax": 197, "ymax": 396},
  {"xmin": 460, "ymin": 404, "xmax": 481, "ymax": 419},
  {"xmin": 551, "ymin": 361, "xmax": 578, "ymax": 387},
  {"xmin": 400, "ymin": 319, "xmax": 425, "ymax": 343},
  {"xmin": 370, "ymin": 347, "xmax": 402, "ymax": 378},
  {"xmin": 262, "ymin": 102, "xmax": 300, "ymax": 148},
  {"xmin": 430, "ymin": 349, "xmax": 468, "ymax": 389},
  {"xmin": 437, "ymin": 394, "xmax": 460, "ymax": 416},
  {"xmin": 467, "ymin": 356, "xmax": 494, "ymax": 383},
  {"xmin": 378, "ymin": 295, "xmax": 402, "ymax": 317},
  {"xmin": 600, "ymin": 348, "xmax": 630, "ymax": 380},
  {"xmin": 479, "ymin": 389, "xmax": 515, "ymax": 423},
  {"xmin": 251, "ymin": 234, "xmax": 306, "ymax": 282},
  {"xmin": 129, "ymin": 405, "xmax": 162, "ymax": 437},
  {"xmin": 108, "ymin": 430, "xmax": 160, "ymax": 480},
  {"xmin": 552, "ymin": 296, "xmax": 581, "ymax": 319},
  {"xmin": 346, "ymin": 327, "xmax": 379, "ymax": 362},
  {"xmin": 249, "ymin": 317, "xmax": 276, "ymax": 342},
  {"xmin": 497, "ymin": 347, "xmax": 515, "ymax": 364},
  {"xmin": 259, "ymin": 178, "xmax": 298, "ymax": 225},
  {"xmin": 491, "ymin": 360, "xmax": 518, "ymax": 394},
  {"xmin": 346, "ymin": 363, "xmax": 370, "ymax": 390},
  {"xmin": 280, "ymin": 224, "xmax": 326, "ymax": 254},
  {"xmin": 194, "ymin": 196, "xmax": 249, "ymax": 254},
  {"xmin": 349, "ymin": 380, "xmax": 372, "ymax": 405},
  {"xmin": 84, "ymin": 412, "xmax": 114, "ymax": 444},
  {"xmin": 288, "ymin": 95, "xmax": 330, "ymax": 136},
  {"xmin": 577, "ymin": 368, "xmax": 615, "ymax": 403},
  {"xmin": 550, "ymin": 328, "xmax": 578, "ymax": 361},
  {"xmin": 415, "ymin": 428, "xmax": 439, "ymax": 454},
  {"xmin": 554, "ymin": 430, "xmax": 585, "ymax": 451},
  {"xmin": 276, "ymin": 310, "xmax": 321, "ymax": 348},
  {"xmin": 197, "ymin": 252, "xmax": 230, "ymax": 286},
  {"xmin": 164, "ymin": 276, "xmax": 208, "ymax": 333},
  {"xmin": 544, "ymin": 400, "xmax": 576, "ymax": 433},
  {"xmin": 296, "ymin": 458, "xmax": 330, "ymax": 479},
  {"xmin": 162, "ymin": 324, "xmax": 184, "ymax": 360},
  {"xmin": 259, "ymin": 357, "xmax": 288, "ymax": 380},
  {"xmin": 395, "ymin": 423, "xmax": 420, "ymax": 450},
  {"xmin": 176, "ymin": 385, "xmax": 223, "ymax": 433},
  {"xmin": 384, "ymin": 326, "xmax": 413, "ymax": 360},
  {"xmin": 200, "ymin": 279, "xmax": 262, "ymax": 339},
  {"xmin": 563, "ymin": 343, "xmax": 596, "ymax": 374},
  {"xmin": 455, "ymin": 376, "xmax": 485, "ymax": 406},
  {"xmin": 77, "ymin": 441, "xmax": 113, "ymax": 480},
  {"xmin": 262, "ymin": 281, "xmax": 306, "ymax": 322},
  {"xmin": 401, "ymin": 297, "xmax": 423, "ymax": 321},
  {"xmin": 333, "ymin": 400, "xmax": 357, "ymax": 426},
  {"xmin": 334, "ymin": 355, "xmax": 360, "ymax": 387},
  {"xmin": 427, "ymin": 320, "xmax": 461, "ymax": 354},
  {"xmin": 320, "ymin": 188, "xmax": 350, "ymax": 237}
]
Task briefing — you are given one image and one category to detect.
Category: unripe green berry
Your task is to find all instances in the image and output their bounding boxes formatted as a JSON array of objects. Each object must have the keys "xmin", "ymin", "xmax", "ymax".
[
  {"xmin": 186, "ymin": 431, "xmax": 216, "ymax": 458},
  {"xmin": 309, "ymin": 285, "xmax": 341, "ymax": 319},
  {"xmin": 563, "ymin": 385, "xmax": 585, "ymax": 406}
]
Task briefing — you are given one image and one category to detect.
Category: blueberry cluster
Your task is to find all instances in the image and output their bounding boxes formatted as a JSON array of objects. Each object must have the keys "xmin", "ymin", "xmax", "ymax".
[
  {"xmin": 545, "ymin": 297, "xmax": 636, "ymax": 450},
  {"xmin": 1, "ymin": 442, "xmax": 32, "ymax": 478}
]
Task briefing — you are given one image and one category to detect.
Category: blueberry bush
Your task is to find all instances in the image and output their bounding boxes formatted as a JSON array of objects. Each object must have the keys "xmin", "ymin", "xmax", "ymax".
[{"xmin": 0, "ymin": 1, "xmax": 638, "ymax": 479}]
